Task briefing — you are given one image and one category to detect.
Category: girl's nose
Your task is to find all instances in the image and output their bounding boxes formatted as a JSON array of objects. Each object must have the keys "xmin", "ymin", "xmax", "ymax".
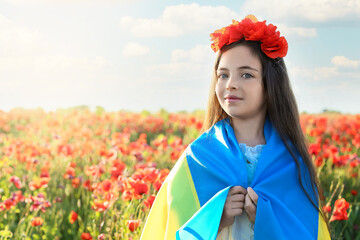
[{"xmin": 226, "ymin": 76, "xmax": 238, "ymax": 90}]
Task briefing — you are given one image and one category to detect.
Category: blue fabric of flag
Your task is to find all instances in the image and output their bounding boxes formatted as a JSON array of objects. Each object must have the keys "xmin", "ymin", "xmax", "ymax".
[{"xmin": 176, "ymin": 115, "xmax": 320, "ymax": 240}]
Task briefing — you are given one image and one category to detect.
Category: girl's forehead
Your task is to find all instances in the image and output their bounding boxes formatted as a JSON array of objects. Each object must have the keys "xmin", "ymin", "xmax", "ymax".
[
  {"xmin": 218, "ymin": 46, "xmax": 262, "ymax": 71},
  {"xmin": 217, "ymin": 56, "xmax": 262, "ymax": 73}
]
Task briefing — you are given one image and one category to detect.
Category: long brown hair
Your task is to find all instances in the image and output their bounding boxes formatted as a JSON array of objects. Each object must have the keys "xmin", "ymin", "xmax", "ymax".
[{"xmin": 201, "ymin": 39, "xmax": 332, "ymax": 236}]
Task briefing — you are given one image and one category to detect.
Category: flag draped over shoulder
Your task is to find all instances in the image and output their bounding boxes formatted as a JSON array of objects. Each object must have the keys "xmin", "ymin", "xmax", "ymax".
[{"xmin": 140, "ymin": 116, "xmax": 331, "ymax": 240}]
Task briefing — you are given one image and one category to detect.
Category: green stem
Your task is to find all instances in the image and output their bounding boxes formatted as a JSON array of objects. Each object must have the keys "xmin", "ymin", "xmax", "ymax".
[
  {"xmin": 14, "ymin": 202, "xmax": 30, "ymax": 237},
  {"xmin": 326, "ymin": 180, "xmax": 341, "ymax": 205}
]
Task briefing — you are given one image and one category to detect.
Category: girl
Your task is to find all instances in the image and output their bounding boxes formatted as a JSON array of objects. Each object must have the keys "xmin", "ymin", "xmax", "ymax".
[{"xmin": 140, "ymin": 15, "xmax": 332, "ymax": 240}]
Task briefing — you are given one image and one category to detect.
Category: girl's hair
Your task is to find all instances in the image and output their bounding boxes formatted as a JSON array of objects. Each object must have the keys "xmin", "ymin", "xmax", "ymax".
[{"xmin": 200, "ymin": 39, "xmax": 331, "ymax": 234}]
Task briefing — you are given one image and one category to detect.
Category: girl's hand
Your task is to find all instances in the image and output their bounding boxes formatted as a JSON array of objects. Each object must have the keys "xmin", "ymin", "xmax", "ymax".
[
  {"xmin": 218, "ymin": 186, "xmax": 247, "ymax": 233},
  {"xmin": 244, "ymin": 187, "xmax": 258, "ymax": 224}
]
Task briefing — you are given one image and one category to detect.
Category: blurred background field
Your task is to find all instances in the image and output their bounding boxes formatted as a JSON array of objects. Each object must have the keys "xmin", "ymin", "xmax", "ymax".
[
  {"xmin": 1, "ymin": 1, "xmax": 359, "ymax": 239},
  {"xmin": 0, "ymin": 107, "xmax": 358, "ymax": 240}
]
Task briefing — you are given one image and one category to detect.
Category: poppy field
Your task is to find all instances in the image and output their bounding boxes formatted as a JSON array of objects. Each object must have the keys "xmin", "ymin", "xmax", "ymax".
[{"xmin": 0, "ymin": 107, "xmax": 359, "ymax": 240}]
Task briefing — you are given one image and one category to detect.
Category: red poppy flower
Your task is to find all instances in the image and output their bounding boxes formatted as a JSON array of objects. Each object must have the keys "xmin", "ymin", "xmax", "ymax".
[
  {"xmin": 85, "ymin": 165, "xmax": 105, "ymax": 178},
  {"xmin": 9, "ymin": 176, "xmax": 22, "ymax": 189},
  {"xmin": 308, "ymin": 143, "xmax": 321, "ymax": 155},
  {"xmin": 350, "ymin": 172, "xmax": 358, "ymax": 178},
  {"xmin": 158, "ymin": 168, "xmax": 170, "ymax": 180},
  {"xmin": 97, "ymin": 234, "xmax": 106, "ymax": 240},
  {"xmin": 110, "ymin": 160, "xmax": 126, "ymax": 180},
  {"xmin": 261, "ymin": 36, "xmax": 288, "ymax": 59},
  {"xmin": 333, "ymin": 155, "xmax": 348, "ymax": 167},
  {"xmin": 227, "ymin": 22, "xmax": 244, "ymax": 44},
  {"xmin": 13, "ymin": 191, "xmax": 23, "ymax": 202},
  {"xmin": 137, "ymin": 168, "xmax": 158, "ymax": 183},
  {"xmin": 31, "ymin": 217, "xmax": 44, "ymax": 226},
  {"xmin": 72, "ymin": 178, "xmax": 80, "ymax": 188},
  {"xmin": 143, "ymin": 195, "xmax": 156, "ymax": 209},
  {"xmin": 69, "ymin": 211, "xmax": 78, "ymax": 224},
  {"xmin": 121, "ymin": 190, "xmax": 133, "ymax": 201},
  {"xmin": 210, "ymin": 15, "xmax": 288, "ymax": 59},
  {"xmin": 171, "ymin": 148, "xmax": 184, "ymax": 161},
  {"xmin": 351, "ymin": 190, "xmax": 358, "ymax": 196},
  {"xmin": 127, "ymin": 219, "xmax": 141, "ymax": 232},
  {"xmin": 330, "ymin": 198, "xmax": 350, "ymax": 221},
  {"xmin": 63, "ymin": 167, "xmax": 76, "ymax": 179},
  {"xmin": 350, "ymin": 160, "xmax": 359, "ymax": 168},
  {"xmin": 69, "ymin": 161, "xmax": 77, "ymax": 168},
  {"xmin": 4, "ymin": 198, "xmax": 15, "ymax": 210},
  {"xmin": 83, "ymin": 179, "xmax": 95, "ymax": 191},
  {"xmin": 57, "ymin": 144, "xmax": 74, "ymax": 156},
  {"xmin": 243, "ymin": 20, "xmax": 266, "ymax": 41},
  {"xmin": 81, "ymin": 233, "xmax": 92, "ymax": 240},
  {"xmin": 29, "ymin": 195, "xmax": 51, "ymax": 213},
  {"xmin": 100, "ymin": 180, "xmax": 112, "ymax": 192},
  {"xmin": 29, "ymin": 177, "xmax": 49, "ymax": 191},
  {"xmin": 94, "ymin": 199, "xmax": 109, "ymax": 211},
  {"xmin": 314, "ymin": 156, "xmax": 323, "ymax": 167},
  {"xmin": 323, "ymin": 205, "xmax": 331, "ymax": 214},
  {"xmin": 132, "ymin": 180, "xmax": 149, "ymax": 199},
  {"xmin": 40, "ymin": 171, "xmax": 49, "ymax": 178}
]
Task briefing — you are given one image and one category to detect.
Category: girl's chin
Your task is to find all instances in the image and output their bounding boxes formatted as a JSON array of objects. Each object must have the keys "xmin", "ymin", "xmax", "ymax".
[{"xmin": 224, "ymin": 112, "xmax": 247, "ymax": 118}]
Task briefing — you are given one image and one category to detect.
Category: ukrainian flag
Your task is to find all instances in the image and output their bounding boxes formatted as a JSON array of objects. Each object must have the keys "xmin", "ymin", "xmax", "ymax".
[{"xmin": 140, "ymin": 116, "xmax": 331, "ymax": 240}]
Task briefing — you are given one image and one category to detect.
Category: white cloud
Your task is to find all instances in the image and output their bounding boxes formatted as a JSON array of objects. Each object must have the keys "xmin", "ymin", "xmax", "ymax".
[
  {"xmin": 241, "ymin": 0, "xmax": 360, "ymax": 23},
  {"xmin": 122, "ymin": 42, "xmax": 150, "ymax": 57},
  {"xmin": 119, "ymin": 3, "xmax": 239, "ymax": 37},
  {"xmin": 0, "ymin": 55, "xmax": 112, "ymax": 72},
  {"xmin": 289, "ymin": 66, "xmax": 339, "ymax": 81},
  {"xmin": 4, "ymin": 0, "xmax": 133, "ymax": 4},
  {"xmin": 119, "ymin": 16, "xmax": 179, "ymax": 38},
  {"xmin": 313, "ymin": 67, "xmax": 339, "ymax": 80},
  {"xmin": 0, "ymin": 14, "xmax": 113, "ymax": 77},
  {"xmin": 0, "ymin": 54, "xmax": 118, "ymax": 113},
  {"xmin": 289, "ymin": 55, "xmax": 360, "ymax": 83},
  {"xmin": 276, "ymin": 24, "xmax": 317, "ymax": 39},
  {"xmin": 145, "ymin": 44, "xmax": 216, "ymax": 84},
  {"xmin": 171, "ymin": 44, "xmax": 215, "ymax": 63},
  {"xmin": 118, "ymin": 3, "xmax": 320, "ymax": 41},
  {"xmin": 288, "ymin": 63, "xmax": 360, "ymax": 114},
  {"xmin": 331, "ymin": 56, "xmax": 360, "ymax": 68},
  {"xmin": 146, "ymin": 62, "xmax": 203, "ymax": 77},
  {"xmin": 0, "ymin": 14, "xmax": 47, "ymax": 56}
]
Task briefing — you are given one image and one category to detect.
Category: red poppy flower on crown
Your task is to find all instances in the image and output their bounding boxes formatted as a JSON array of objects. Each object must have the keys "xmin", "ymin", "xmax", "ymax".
[{"xmin": 210, "ymin": 15, "xmax": 288, "ymax": 59}]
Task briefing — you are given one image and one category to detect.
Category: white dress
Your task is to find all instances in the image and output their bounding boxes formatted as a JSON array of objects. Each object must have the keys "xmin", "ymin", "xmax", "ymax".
[{"xmin": 216, "ymin": 143, "xmax": 265, "ymax": 240}]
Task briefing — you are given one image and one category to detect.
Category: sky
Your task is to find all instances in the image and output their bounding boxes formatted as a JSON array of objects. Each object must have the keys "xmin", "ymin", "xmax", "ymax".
[{"xmin": 0, "ymin": 0, "xmax": 359, "ymax": 114}]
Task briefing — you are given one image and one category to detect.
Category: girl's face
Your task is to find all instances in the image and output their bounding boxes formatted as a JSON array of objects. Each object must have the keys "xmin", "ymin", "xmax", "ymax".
[{"xmin": 215, "ymin": 44, "xmax": 266, "ymax": 120}]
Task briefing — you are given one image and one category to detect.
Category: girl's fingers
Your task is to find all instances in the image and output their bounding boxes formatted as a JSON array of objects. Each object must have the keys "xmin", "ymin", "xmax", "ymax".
[
  {"xmin": 245, "ymin": 194, "xmax": 255, "ymax": 209},
  {"xmin": 232, "ymin": 208, "xmax": 243, "ymax": 216},
  {"xmin": 231, "ymin": 194, "xmax": 245, "ymax": 202},
  {"xmin": 230, "ymin": 186, "xmax": 247, "ymax": 195},
  {"xmin": 246, "ymin": 187, "xmax": 258, "ymax": 205},
  {"xmin": 231, "ymin": 201, "xmax": 244, "ymax": 210},
  {"xmin": 244, "ymin": 194, "xmax": 256, "ymax": 223}
]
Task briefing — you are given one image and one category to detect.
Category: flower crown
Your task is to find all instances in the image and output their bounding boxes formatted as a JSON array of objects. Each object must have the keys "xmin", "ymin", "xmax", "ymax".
[{"xmin": 209, "ymin": 15, "xmax": 288, "ymax": 59}]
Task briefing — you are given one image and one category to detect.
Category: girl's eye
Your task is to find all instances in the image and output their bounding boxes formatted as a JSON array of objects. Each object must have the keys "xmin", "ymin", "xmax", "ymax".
[
  {"xmin": 217, "ymin": 73, "xmax": 228, "ymax": 80},
  {"xmin": 242, "ymin": 73, "xmax": 253, "ymax": 79}
]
